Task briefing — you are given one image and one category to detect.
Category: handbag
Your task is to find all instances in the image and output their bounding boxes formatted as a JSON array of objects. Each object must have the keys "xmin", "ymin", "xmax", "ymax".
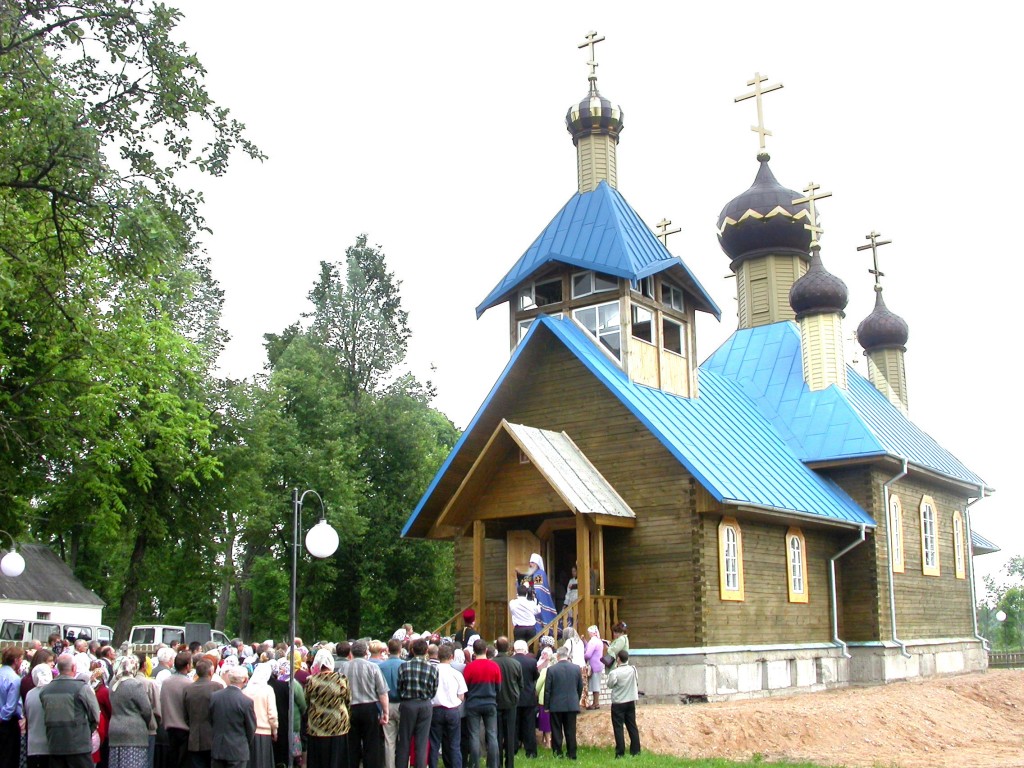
[{"xmin": 600, "ymin": 653, "xmax": 615, "ymax": 670}]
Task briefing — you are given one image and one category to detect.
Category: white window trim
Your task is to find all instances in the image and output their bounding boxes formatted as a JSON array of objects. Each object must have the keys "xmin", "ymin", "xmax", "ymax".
[
  {"xmin": 571, "ymin": 269, "xmax": 617, "ymax": 299},
  {"xmin": 890, "ymin": 495, "xmax": 904, "ymax": 574},
  {"xmin": 718, "ymin": 517, "xmax": 744, "ymax": 601},
  {"xmin": 920, "ymin": 495, "xmax": 940, "ymax": 576},
  {"xmin": 572, "ymin": 301, "xmax": 621, "ymax": 359},
  {"xmin": 661, "ymin": 317, "xmax": 685, "ymax": 358},
  {"xmin": 953, "ymin": 510, "xmax": 966, "ymax": 580},
  {"xmin": 786, "ymin": 527, "xmax": 809, "ymax": 604}
]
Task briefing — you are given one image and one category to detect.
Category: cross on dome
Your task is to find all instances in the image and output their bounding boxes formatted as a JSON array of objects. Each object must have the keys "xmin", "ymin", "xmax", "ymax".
[
  {"xmin": 856, "ymin": 230, "xmax": 893, "ymax": 291},
  {"xmin": 735, "ymin": 72, "xmax": 784, "ymax": 154},
  {"xmin": 578, "ymin": 30, "xmax": 605, "ymax": 84},
  {"xmin": 793, "ymin": 182, "xmax": 832, "ymax": 246}
]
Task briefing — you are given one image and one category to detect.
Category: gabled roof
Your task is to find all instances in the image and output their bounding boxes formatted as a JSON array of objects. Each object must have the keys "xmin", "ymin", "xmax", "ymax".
[
  {"xmin": 404, "ymin": 316, "xmax": 875, "ymax": 538},
  {"xmin": 0, "ymin": 543, "xmax": 105, "ymax": 606},
  {"xmin": 702, "ymin": 322, "xmax": 989, "ymax": 489},
  {"xmin": 475, "ymin": 182, "xmax": 720, "ymax": 319},
  {"xmin": 971, "ymin": 529, "xmax": 1000, "ymax": 556}
]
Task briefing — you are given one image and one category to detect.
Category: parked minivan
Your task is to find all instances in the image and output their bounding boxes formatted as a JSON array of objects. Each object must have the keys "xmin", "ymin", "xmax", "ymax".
[
  {"xmin": 129, "ymin": 623, "xmax": 230, "ymax": 647},
  {"xmin": 0, "ymin": 619, "xmax": 113, "ymax": 645}
]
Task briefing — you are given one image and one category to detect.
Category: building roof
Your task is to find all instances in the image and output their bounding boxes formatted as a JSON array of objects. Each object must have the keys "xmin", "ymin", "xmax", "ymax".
[
  {"xmin": 404, "ymin": 315, "xmax": 876, "ymax": 538},
  {"xmin": 702, "ymin": 322, "xmax": 989, "ymax": 490},
  {"xmin": 0, "ymin": 543, "xmax": 105, "ymax": 606},
  {"xmin": 971, "ymin": 529, "xmax": 1000, "ymax": 556},
  {"xmin": 475, "ymin": 181, "xmax": 721, "ymax": 320}
]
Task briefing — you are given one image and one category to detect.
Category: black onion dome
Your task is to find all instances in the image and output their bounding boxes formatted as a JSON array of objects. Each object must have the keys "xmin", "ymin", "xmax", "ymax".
[
  {"xmin": 857, "ymin": 289, "xmax": 909, "ymax": 351},
  {"xmin": 717, "ymin": 155, "xmax": 812, "ymax": 267},
  {"xmin": 566, "ymin": 86, "xmax": 624, "ymax": 146},
  {"xmin": 789, "ymin": 251, "xmax": 848, "ymax": 318}
]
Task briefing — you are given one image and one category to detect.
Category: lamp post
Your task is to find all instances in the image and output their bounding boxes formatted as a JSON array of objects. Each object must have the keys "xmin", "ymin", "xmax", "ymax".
[
  {"xmin": 287, "ymin": 490, "xmax": 338, "ymax": 768},
  {"xmin": 0, "ymin": 530, "xmax": 25, "ymax": 577}
]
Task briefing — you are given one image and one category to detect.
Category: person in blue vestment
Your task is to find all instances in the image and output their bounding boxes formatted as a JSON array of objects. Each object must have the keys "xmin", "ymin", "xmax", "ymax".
[{"xmin": 528, "ymin": 553, "xmax": 558, "ymax": 634}]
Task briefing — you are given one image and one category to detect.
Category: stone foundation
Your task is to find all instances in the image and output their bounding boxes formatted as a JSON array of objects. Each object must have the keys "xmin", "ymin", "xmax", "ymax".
[{"xmin": 629, "ymin": 638, "xmax": 986, "ymax": 703}]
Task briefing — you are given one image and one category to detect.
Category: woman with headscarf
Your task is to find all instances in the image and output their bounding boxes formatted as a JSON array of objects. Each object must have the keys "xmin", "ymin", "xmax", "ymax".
[
  {"xmin": 25, "ymin": 664, "xmax": 53, "ymax": 768},
  {"xmin": 90, "ymin": 659, "xmax": 112, "ymax": 766},
  {"xmin": 218, "ymin": 655, "xmax": 239, "ymax": 688},
  {"xmin": 270, "ymin": 660, "xmax": 306, "ymax": 768},
  {"xmin": 304, "ymin": 649, "xmax": 349, "ymax": 768},
  {"xmin": 108, "ymin": 655, "xmax": 153, "ymax": 768},
  {"xmin": 583, "ymin": 626, "xmax": 604, "ymax": 710},
  {"xmin": 533, "ymin": 643, "xmax": 555, "ymax": 751},
  {"xmin": 526, "ymin": 553, "xmax": 557, "ymax": 633},
  {"xmin": 242, "ymin": 662, "xmax": 279, "ymax": 768}
]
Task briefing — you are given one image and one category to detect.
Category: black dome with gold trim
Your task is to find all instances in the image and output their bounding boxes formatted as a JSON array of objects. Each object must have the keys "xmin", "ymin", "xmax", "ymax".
[
  {"xmin": 566, "ymin": 86, "xmax": 624, "ymax": 146},
  {"xmin": 718, "ymin": 155, "xmax": 812, "ymax": 267},
  {"xmin": 857, "ymin": 289, "xmax": 909, "ymax": 351},
  {"xmin": 789, "ymin": 250, "xmax": 848, "ymax": 319}
]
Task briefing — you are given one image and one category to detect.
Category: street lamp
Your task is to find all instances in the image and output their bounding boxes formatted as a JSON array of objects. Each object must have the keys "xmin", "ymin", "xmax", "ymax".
[
  {"xmin": 0, "ymin": 530, "xmax": 25, "ymax": 578},
  {"xmin": 287, "ymin": 489, "xmax": 338, "ymax": 768}
]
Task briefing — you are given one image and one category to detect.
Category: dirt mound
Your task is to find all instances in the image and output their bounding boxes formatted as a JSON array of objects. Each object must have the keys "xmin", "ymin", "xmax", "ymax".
[{"xmin": 575, "ymin": 669, "xmax": 1024, "ymax": 767}]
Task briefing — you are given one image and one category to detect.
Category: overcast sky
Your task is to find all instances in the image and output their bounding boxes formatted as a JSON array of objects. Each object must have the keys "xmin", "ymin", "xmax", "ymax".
[{"xmin": 170, "ymin": 1, "xmax": 1021, "ymax": 593}]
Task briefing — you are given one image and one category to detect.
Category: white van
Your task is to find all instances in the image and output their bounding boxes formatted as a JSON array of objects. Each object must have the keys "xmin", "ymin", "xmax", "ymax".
[
  {"xmin": 0, "ymin": 619, "xmax": 113, "ymax": 645},
  {"xmin": 129, "ymin": 623, "xmax": 230, "ymax": 647}
]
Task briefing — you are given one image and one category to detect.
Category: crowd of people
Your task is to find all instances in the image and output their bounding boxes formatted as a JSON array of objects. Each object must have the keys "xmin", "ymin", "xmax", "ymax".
[{"xmin": 0, "ymin": 616, "xmax": 640, "ymax": 768}]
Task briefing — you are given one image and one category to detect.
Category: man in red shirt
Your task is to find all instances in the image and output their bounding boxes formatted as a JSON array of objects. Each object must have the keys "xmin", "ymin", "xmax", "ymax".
[{"xmin": 461, "ymin": 639, "xmax": 501, "ymax": 768}]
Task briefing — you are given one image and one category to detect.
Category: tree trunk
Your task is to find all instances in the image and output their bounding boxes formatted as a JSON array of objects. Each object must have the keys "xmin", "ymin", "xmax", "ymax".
[
  {"xmin": 114, "ymin": 529, "xmax": 148, "ymax": 644},
  {"xmin": 215, "ymin": 529, "xmax": 235, "ymax": 632}
]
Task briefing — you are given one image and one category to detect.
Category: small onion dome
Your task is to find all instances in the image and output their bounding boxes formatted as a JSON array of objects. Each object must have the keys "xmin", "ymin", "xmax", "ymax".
[
  {"xmin": 857, "ymin": 288, "xmax": 909, "ymax": 351},
  {"xmin": 789, "ymin": 250, "xmax": 848, "ymax": 319},
  {"xmin": 566, "ymin": 86, "xmax": 624, "ymax": 146},
  {"xmin": 717, "ymin": 154, "xmax": 812, "ymax": 268}
]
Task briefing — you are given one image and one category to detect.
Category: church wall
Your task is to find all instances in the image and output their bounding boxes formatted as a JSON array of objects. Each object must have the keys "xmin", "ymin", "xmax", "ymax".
[
  {"xmin": 828, "ymin": 467, "xmax": 975, "ymax": 642},
  {"xmin": 700, "ymin": 515, "xmax": 839, "ymax": 646},
  {"xmin": 500, "ymin": 339, "xmax": 700, "ymax": 649}
]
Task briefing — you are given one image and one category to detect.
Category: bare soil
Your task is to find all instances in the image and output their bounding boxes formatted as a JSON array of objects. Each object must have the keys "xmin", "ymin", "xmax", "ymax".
[{"xmin": 575, "ymin": 669, "xmax": 1024, "ymax": 767}]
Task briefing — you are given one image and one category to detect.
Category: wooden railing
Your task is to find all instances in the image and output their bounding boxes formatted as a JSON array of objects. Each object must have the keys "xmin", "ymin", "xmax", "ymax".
[
  {"xmin": 989, "ymin": 651, "xmax": 1024, "ymax": 668},
  {"xmin": 527, "ymin": 596, "xmax": 619, "ymax": 653}
]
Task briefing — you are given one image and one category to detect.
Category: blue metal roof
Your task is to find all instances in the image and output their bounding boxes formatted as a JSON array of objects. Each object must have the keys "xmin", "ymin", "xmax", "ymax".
[
  {"xmin": 702, "ymin": 322, "xmax": 988, "ymax": 488},
  {"xmin": 475, "ymin": 182, "xmax": 721, "ymax": 319},
  {"xmin": 404, "ymin": 316, "xmax": 875, "ymax": 537}
]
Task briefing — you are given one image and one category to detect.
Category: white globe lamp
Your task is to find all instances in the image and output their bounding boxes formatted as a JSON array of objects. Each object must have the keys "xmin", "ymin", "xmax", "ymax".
[
  {"xmin": 1, "ymin": 549, "xmax": 25, "ymax": 578},
  {"xmin": 996, "ymin": 610, "xmax": 1007, "ymax": 622},
  {"xmin": 305, "ymin": 519, "xmax": 339, "ymax": 559}
]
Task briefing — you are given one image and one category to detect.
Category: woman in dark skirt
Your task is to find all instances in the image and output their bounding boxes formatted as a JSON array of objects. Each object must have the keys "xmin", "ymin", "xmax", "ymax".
[{"xmin": 304, "ymin": 649, "xmax": 350, "ymax": 768}]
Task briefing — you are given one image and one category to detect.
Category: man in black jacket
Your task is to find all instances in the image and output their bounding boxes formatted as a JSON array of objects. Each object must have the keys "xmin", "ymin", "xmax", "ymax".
[
  {"xmin": 39, "ymin": 655, "xmax": 101, "ymax": 768},
  {"xmin": 511, "ymin": 641, "xmax": 538, "ymax": 759},
  {"xmin": 492, "ymin": 639, "xmax": 522, "ymax": 768},
  {"xmin": 542, "ymin": 648, "xmax": 582, "ymax": 760},
  {"xmin": 208, "ymin": 667, "xmax": 256, "ymax": 768}
]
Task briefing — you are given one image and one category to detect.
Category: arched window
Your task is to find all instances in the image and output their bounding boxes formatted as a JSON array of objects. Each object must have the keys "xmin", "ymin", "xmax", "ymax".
[
  {"xmin": 786, "ymin": 528, "xmax": 809, "ymax": 603},
  {"xmin": 718, "ymin": 517, "xmax": 744, "ymax": 601},
  {"xmin": 920, "ymin": 496, "xmax": 940, "ymax": 576},
  {"xmin": 953, "ymin": 510, "xmax": 966, "ymax": 580},
  {"xmin": 889, "ymin": 495, "xmax": 904, "ymax": 574}
]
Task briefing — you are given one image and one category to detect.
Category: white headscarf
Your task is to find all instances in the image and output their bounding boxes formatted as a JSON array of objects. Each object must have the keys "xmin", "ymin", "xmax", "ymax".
[
  {"xmin": 32, "ymin": 665, "xmax": 53, "ymax": 687},
  {"xmin": 312, "ymin": 648, "xmax": 335, "ymax": 674},
  {"xmin": 248, "ymin": 662, "xmax": 274, "ymax": 687}
]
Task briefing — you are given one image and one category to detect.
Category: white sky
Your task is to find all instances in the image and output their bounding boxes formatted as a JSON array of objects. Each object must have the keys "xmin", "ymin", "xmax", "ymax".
[{"xmin": 170, "ymin": 2, "xmax": 1021, "ymax": 594}]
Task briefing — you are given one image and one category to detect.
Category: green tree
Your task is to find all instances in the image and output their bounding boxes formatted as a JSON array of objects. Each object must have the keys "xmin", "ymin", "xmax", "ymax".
[{"xmin": 1, "ymin": 0, "xmax": 259, "ymax": 639}]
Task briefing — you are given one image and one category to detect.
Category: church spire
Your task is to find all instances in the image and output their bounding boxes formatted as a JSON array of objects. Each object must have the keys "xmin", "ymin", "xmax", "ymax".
[{"xmin": 565, "ymin": 30, "xmax": 624, "ymax": 193}]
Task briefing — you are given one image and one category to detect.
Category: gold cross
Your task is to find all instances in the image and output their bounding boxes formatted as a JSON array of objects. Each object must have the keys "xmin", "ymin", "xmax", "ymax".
[
  {"xmin": 735, "ymin": 72, "xmax": 784, "ymax": 152},
  {"xmin": 856, "ymin": 230, "xmax": 893, "ymax": 288},
  {"xmin": 578, "ymin": 30, "xmax": 605, "ymax": 82},
  {"xmin": 792, "ymin": 182, "xmax": 832, "ymax": 244},
  {"xmin": 656, "ymin": 218, "xmax": 681, "ymax": 247}
]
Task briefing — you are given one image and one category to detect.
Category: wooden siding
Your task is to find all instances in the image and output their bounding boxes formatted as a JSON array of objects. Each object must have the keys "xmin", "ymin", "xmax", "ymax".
[
  {"xmin": 576, "ymin": 134, "xmax": 617, "ymax": 193},
  {"xmin": 826, "ymin": 467, "xmax": 974, "ymax": 641},
  {"xmin": 866, "ymin": 348, "xmax": 908, "ymax": 414},
  {"xmin": 701, "ymin": 515, "xmax": 841, "ymax": 645},
  {"xmin": 453, "ymin": 338, "xmax": 699, "ymax": 648},
  {"xmin": 799, "ymin": 312, "xmax": 847, "ymax": 391},
  {"xmin": 628, "ymin": 337, "xmax": 659, "ymax": 390},
  {"xmin": 737, "ymin": 254, "xmax": 806, "ymax": 329}
]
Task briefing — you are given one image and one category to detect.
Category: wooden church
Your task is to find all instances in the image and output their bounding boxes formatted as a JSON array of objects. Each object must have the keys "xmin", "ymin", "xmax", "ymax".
[{"xmin": 403, "ymin": 35, "xmax": 997, "ymax": 700}]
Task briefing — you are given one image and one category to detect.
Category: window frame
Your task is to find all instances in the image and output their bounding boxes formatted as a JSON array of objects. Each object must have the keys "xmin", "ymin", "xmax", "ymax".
[
  {"xmin": 786, "ymin": 527, "xmax": 809, "ymax": 603},
  {"xmin": 661, "ymin": 281, "xmax": 684, "ymax": 312},
  {"xmin": 518, "ymin": 275, "xmax": 564, "ymax": 311},
  {"xmin": 661, "ymin": 317, "xmax": 685, "ymax": 357},
  {"xmin": 571, "ymin": 270, "xmax": 618, "ymax": 299},
  {"xmin": 920, "ymin": 495, "xmax": 940, "ymax": 576},
  {"xmin": 952, "ymin": 510, "xmax": 966, "ymax": 580},
  {"xmin": 889, "ymin": 494, "xmax": 904, "ymax": 574},
  {"xmin": 718, "ymin": 517, "xmax": 745, "ymax": 601},
  {"xmin": 630, "ymin": 304, "xmax": 654, "ymax": 344},
  {"xmin": 572, "ymin": 300, "xmax": 621, "ymax": 359}
]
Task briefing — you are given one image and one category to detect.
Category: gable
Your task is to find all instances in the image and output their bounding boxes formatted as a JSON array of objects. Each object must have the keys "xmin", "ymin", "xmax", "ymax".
[{"xmin": 0, "ymin": 544, "xmax": 105, "ymax": 606}]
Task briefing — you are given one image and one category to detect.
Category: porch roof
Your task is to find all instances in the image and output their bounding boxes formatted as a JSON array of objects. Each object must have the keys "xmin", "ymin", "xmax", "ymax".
[{"xmin": 504, "ymin": 421, "xmax": 635, "ymax": 522}]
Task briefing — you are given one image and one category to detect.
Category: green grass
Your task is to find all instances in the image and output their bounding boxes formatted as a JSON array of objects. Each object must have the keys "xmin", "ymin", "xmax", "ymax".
[{"xmin": 524, "ymin": 745, "xmax": 839, "ymax": 767}]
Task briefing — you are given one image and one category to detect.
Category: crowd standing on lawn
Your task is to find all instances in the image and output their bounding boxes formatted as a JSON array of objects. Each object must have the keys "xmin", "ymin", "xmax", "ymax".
[{"xmin": 0, "ymin": 615, "xmax": 639, "ymax": 768}]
